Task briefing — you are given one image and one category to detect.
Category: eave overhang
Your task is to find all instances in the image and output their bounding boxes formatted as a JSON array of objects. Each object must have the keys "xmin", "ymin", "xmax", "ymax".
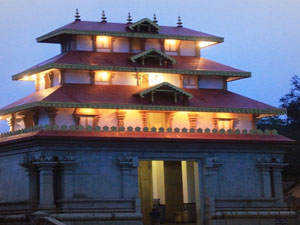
[
  {"xmin": 36, "ymin": 28, "xmax": 224, "ymax": 43},
  {"xmin": 12, "ymin": 63, "xmax": 251, "ymax": 81},
  {"xmin": 0, "ymin": 101, "xmax": 286, "ymax": 116}
]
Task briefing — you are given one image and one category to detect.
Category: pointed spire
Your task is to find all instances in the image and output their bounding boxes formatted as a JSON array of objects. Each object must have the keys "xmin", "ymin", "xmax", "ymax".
[
  {"xmin": 153, "ymin": 14, "xmax": 158, "ymax": 24},
  {"xmin": 101, "ymin": 10, "xmax": 107, "ymax": 23},
  {"xmin": 177, "ymin": 16, "xmax": 183, "ymax": 27},
  {"xmin": 75, "ymin": 9, "xmax": 81, "ymax": 22},
  {"xmin": 127, "ymin": 12, "xmax": 132, "ymax": 24}
]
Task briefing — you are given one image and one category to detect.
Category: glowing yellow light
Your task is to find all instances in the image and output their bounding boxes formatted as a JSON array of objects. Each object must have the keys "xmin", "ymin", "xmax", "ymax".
[
  {"xmin": 96, "ymin": 71, "xmax": 110, "ymax": 82},
  {"xmin": 32, "ymin": 75, "xmax": 37, "ymax": 80},
  {"xmin": 198, "ymin": 41, "xmax": 216, "ymax": 48},
  {"xmin": 23, "ymin": 76, "xmax": 29, "ymax": 80},
  {"xmin": 97, "ymin": 36, "xmax": 108, "ymax": 42},
  {"xmin": 77, "ymin": 108, "xmax": 99, "ymax": 115},
  {"xmin": 148, "ymin": 73, "xmax": 163, "ymax": 86},
  {"xmin": 165, "ymin": 39, "xmax": 176, "ymax": 45}
]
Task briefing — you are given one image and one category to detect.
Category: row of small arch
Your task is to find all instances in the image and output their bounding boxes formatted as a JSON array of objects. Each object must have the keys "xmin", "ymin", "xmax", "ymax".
[{"xmin": 0, "ymin": 124, "xmax": 279, "ymax": 138}]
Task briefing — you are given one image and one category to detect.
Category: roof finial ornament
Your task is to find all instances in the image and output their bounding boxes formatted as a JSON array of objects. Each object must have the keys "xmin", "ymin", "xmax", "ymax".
[
  {"xmin": 153, "ymin": 14, "xmax": 158, "ymax": 24},
  {"xmin": 101, "ymin": 10, "xmax": 107, "ymax": 23},
  {"xmin": 177, "ymin": 16, "xmax": 183, "ymax": 27},
  {"xmin": 127, "ymin": 12, "xmax": 132, "ymax": 24},
  {"xmin": 75, "ymin": 9, "xmax": 81, "ymax": 22}
]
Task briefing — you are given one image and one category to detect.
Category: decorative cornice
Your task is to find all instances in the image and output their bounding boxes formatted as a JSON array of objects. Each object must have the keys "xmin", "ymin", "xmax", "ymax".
[
  {"xmin": 130, "ymin": 48, "xmax": 176, "ymax": 64},
  {"xmin": 36, "ymin": 28, "xmax": 224, "ymax": 43},
  {"xmin": 0, "ymin": 124, "xmax": 281, "ymax": 139},
  {"xmin": 12, "ymin": 63, "xmax": 251, "ymax": 80},
  {"xmin": 0, "ymin": 101, "xmax": 286, "ymax": 116},
  {"xmin": 128, "ymin": 18, "xmax": 160, "ymax": 31},
  {"xmin": 137, "ymin": 82, "xmax": 193, "ymax": 99}
]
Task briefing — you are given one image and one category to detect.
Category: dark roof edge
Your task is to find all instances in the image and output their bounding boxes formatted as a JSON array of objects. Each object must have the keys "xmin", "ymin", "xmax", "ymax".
[
  {"xmin": 36, "ymin": 29, "xmax": 224, "ymax": 43},
  {"xmin": 12, "ymin": 63, "xmax": 251, "ymax": 80},
  {"xmin": 0, "ymin": 101, "xmax": 286, "ymax": 116}
]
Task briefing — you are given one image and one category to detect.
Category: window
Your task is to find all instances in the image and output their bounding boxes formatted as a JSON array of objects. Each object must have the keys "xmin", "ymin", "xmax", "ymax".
[
  {"xmin": 217, "ymin": 119, "xmax": 233, "ymax": 130},
  {"xmin": 164, "ymin": 39, "xmax": 177, "ymax": 52},
  {"xmin": 96, "ymin": 36, "xmax": 110, "ymax": 49},
  {"xmin": 95, "ymin": 71, "xmax": 111, "ymax": 84},
  {"xmin": 80, "ymin": 116, "xmax": 94, "ymax": 127},
  {"xmin": 183, "ymin": 75, "xmax": 197, "ymax": 88}
]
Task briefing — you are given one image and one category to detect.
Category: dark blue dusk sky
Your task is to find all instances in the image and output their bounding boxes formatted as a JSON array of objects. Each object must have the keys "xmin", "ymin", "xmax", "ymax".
[{"xmin": 0, "ymin": 0, "xmax": 299, "ymax": 132}]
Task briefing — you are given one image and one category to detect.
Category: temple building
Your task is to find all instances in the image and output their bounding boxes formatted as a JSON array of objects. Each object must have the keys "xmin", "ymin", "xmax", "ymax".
[{"xmin": 0, "ymin": 11, "xmax": 297, "ymax": 225}]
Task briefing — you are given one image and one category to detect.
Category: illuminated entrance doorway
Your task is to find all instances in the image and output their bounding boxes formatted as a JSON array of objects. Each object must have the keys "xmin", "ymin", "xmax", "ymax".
[{"xmin": 138, "ymin": 160, "xmax": 198, "ymax": 225}]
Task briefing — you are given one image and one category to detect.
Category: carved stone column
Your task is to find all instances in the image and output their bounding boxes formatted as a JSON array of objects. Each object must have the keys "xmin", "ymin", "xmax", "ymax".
[
  {"xmin": 251, "ymin": 114, "xmax": 259, "ymax": 130},
  {"xmin": 90, "ymin": 71, "xmax": 95, "ymax": 84},
  {"xmin": 20, "ymin": 160, "xmax": 38, "ymax": 207},
  {"xmin": 33, "ymin": 161, "xmax": 57, "ymax": 209},
  {"xmin": 60, "ymin": 69, "xmax": 65, "ymax": 85},
  {"xmin": 140, "ymin": 111, "xmax": 147, "ymax": 128},
  {"xmin": 188, "ymin": 113, "xmax": 198, "ymax": 129},
  {"xmin": 45, "ymin": 108, "xmax": 58, "ymax": 127},
  {"xmin": 194, "ymin": 159, "xmax": 205, "ymax": 225},
  {"xmin": 59, "ymin": 161, "xmax": 77, "ymax": 199},
  {"xmin": 117, "ymin": 156, "xmax": 139, "ymax": 198},
  {"xmin": 116, "ymin": 110, "xmax": 126, "ymax": 128},
  {"xmin": 195, "ymin": 41, "xmax": 201, "ymax": 57},
  {"xmin": 93, "ymin": 115, "xmax": 101, "ymax": 127},
  {"xmin": 7, "ymin": 114, "xmax": 16, "ymax": 132},
  {"xmin": 204, "ymin": 157, "xmax": 222, "ymax": 197},
  {"xmin": 261, "ymin": 167, "xmax": 272, "ymax": 198},
  {"xmin": 273, "ymin": 167, "xmax": 284, "ymax": 202}
]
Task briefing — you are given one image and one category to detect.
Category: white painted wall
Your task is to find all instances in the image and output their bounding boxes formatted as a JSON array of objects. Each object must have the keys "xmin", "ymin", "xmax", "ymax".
[
  {"xmin": 55, "ymin": 108, "xmax": 75, "ymax": 126},
  {"xmin": 180, "ymin": 41, "xmax": 196, "ymax": 56},
  {"xmin": 112, "ymin": 72, "xmax": 137, "ymax": 86},
  {"xmin": 113, "ymin": 38, "xmax": 129, "ymax": 53},
  {"xmin": 148, "ymin": 73, "xmax": 181, "ymax": 87},
  {"xmin": 145, "ymin": 39, "xmax": 160, "ymax": 50},
  {"xmin": 198, "ymin": 76, "xmax": 225, "ymax": 89},
  {"xmin": 65, "ymin": 70, "xmax": 91, "ymax": 84},
  {"xmin": 97, "ymin": 109, "xmax": 118, "ymax": 127},
  {"xmin": 76, "ymin": 35, "xmax": 93, "ymax": 51},
  {"xmin": 124, "ymin": 110, "xmax": 143, "ymax": 128}
]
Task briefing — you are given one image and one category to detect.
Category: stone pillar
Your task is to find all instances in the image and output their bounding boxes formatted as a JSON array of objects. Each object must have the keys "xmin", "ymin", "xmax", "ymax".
[
  {"xmin": 116, "ymin": 110, "xmax": 126, "ymax": 128},
  {"xmin": 186, "ymin": 161, "xmax": 196, "ymax": 203},
  {"xmin": 34, "ymin": 162, "xmax": 57, "ymax": 209},
  {"xmin": 195, "ymin": 41, "xmax": 200, "ymax": 57},
  {"xmin": 251, "ymin": 114, "xmax": 259, "ymax": 130},
  {"xmin": 194, "ymin": 160, "xmax": 205, "ymax": 225},
  {"xmin": 261, "ymin": 167, "xmax": 272, "ymax": 198},
  {"xmin": 273, "ymin": 168, "xmax": 284, "ymax": 201},
  {"xmin": 164, "ymin": 161, "xmax": 184, "ymax": 222},
  {"xmin": 20, "ymin": 161, "xmax": 38, "ymax": 206},
  {"xmin": 204, "ymin": 158, "xmax": 222, "ymax": 197},
  {"xmin": 92, "ymin": 36, "xmax": 96, "ymax": 51},
  {"xmin": 188, "ymin": 113, "xmax": 198, "ymax": 129},
  {"xmin": 117, "ymin": 156, "xmax": 139, "ymax": 198},
  {"xmin": 45, "ymin": 108, "xmax": 58, "ymax": 127},
  {"xmin": 60, "ymin": 161, "xmax": 77, "ymax": 199}
]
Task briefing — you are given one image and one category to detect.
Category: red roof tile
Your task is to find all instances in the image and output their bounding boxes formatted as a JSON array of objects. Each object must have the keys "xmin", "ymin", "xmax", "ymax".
[
  {"xmin": 37, "ymin": 21, "xmax": 223, "ymax": 43},
  {"xmin": 0, "ymin": 84, "xmax": 283, "ymax": 114},
  {"xmin": 13, "ymin": 51, "xmax": 249, "ymax": 79},
  {"xmin": 0, "ymin": 130, "xmax": 295, "ymax": 145}
]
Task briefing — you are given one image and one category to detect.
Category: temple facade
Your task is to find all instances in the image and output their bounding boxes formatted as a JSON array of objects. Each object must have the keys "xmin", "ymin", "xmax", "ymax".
[{"xmin": 0, "ymin": 11, "xmax": 297, "ymax": 225}]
